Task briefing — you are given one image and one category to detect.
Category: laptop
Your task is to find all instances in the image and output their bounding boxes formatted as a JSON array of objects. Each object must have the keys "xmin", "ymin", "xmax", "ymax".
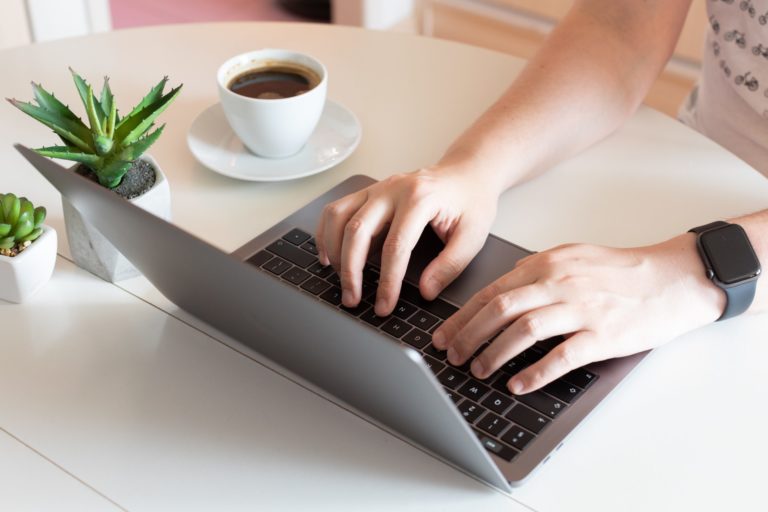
[{"xmin": 17, "ymin": 144, "xmax": 646, "ymax": 491}]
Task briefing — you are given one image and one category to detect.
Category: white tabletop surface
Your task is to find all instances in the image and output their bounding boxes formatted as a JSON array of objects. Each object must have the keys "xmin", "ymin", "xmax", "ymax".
[{"xmin": 2, "ymin": 22, "xmax": 768, "ymax": 512}]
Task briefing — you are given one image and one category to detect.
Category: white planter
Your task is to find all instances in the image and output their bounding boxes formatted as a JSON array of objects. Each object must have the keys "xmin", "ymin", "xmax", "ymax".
[
  {"xmin": 62, "ymin": 154, "xmax": 171, "ymax": 282},
  {"xmin": 0, "ymin": 225, "xmax": 57, "ymax": 303}
]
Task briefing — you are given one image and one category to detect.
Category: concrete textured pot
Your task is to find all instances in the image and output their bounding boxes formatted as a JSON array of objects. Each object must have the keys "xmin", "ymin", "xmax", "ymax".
[
  {"xmin": 62, "ymin": 154, "xmax": 170, "ymax": 282},
  {"xmin": 0, "ymin": 225, "xmax": 57, "ymax": 303}
]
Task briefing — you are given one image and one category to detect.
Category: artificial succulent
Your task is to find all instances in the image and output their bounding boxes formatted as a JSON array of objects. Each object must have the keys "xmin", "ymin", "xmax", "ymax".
[
  {"xmin": 8, "ymin": 69, "xmax": 182, "ymax": 189},
  {"xmin": 0, "ymin": 193, "xmax": 46, "ymax": 254}
]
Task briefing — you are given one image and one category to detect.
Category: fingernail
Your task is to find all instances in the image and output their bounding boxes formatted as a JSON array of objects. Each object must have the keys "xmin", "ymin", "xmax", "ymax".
[
  {"xmin": 471, "ymin": 359, "xmax": 484, "ymax": 377},
  {"xmin": 432, "ymin": 331, "xmax": 445, "ymax": 348},
  {"xmin": 509, "ymin": 380, "xmax": 524, "ymax": 395},
  {"xmin": 425, "ymin": 276, "xmax": 440, "ymax": 296},
  {"xmin": 447, "ymin": 347, "xmax": 459, "ymax": 365},
  {"xmin": 375, "ymin": 298, "xmax": 387, "ymax": 315},
  {"xmin": 342, "ymin": 289, "xmax": 353, "ymax": 306}
]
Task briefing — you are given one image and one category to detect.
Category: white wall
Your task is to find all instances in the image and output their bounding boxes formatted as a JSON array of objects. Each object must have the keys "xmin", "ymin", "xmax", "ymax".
[{"xmin": 333, "ymin": 0, "xmax": 414, "ymax": 30}]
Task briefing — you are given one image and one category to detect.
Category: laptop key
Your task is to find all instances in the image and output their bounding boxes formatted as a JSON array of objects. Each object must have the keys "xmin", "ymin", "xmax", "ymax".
[
  {"xmin": 542, "ymin": 379, "xmax": 582, "ymax": 404},
  {"xmin": 300, "ymin": 276, "xmax": 331, "ymax": 295},
  {"xmin": 360, "ymin": 308, "xmax": 387, "ymax": 327},
  {"xmin": 340, "ymin": 301, "xmax": 370, "ymax": 317},
  {"xmin": 562, "ymin": 368, "xmax": 598, "ymax": 389},
  {"xmin": 422, "ymin": 355, "xmax": 445, "ymax": 375},
  {"xmin": 504, "ymin": 357, "xmax": 528, "ymax": 376},
  {"xmin": 282, "ymin": 266, "xmax": 311, "ymax": 285},
  {"xmin": 402, "ymin": 328, "xmax": 430, "ymax": 349},
  {"xmin": 319, "ymin": 286, "xmax": 343, "ymax": 306},
  {"xmin": 437, "ymin": 367, "xmax": 467, "ymax": 389},
  {"xmin": 458, "ymin": 379, "xmax": 491, "ymax": 401},
  {"xmin": 392, "ymin": 300, "xmax": 418, "ymax": 320},
  {"xmin": 477, "ymin": 412, "xmax": 511, "ymax": 437},
  {"xmin": 501, "ymin": 425, "xmax": 534, "ymax": 451},
  {"xmin": 325, "ymin": 272, "xmax": 341, "ymax": 287},
  {"xmin": 307, "ymin": 261, "xmax": 334, "ymax": 278},
  {"xmin": 457, "ymin": 400, "xmax": 486, "ymax": 423},
  {"xmin": 263, "ymin": 256, "xmax": 291, "ymax": 275},
  {"xmin": 247, "ymin": 250, "xmax": 273, "ymax": 267},
  {"xmin": 282, "ymin": 228, "xmax": 311, "ymax": 246},
  {"xmin": 407, "ymin": 310, "xmax": 439, "ymax": 331},
  {"xmin": 300, "ymin": 238, "xmax": 319, "ymax": 256},
  {"xmin": 506, "ymin": 404, "xmax": 550, "ymax": 434},
  {"xmin": 422, "ymin": 343, "xmax": 447, "ymax": 361},
  {"xmin": 481, "ymin": 391, "xmax": 515, "ymax": 415},
  {"xmin": 517, "ymin": 391, "xmax": 566, "ymax": 419},
  {"xmin": 266, "ymin": 239, "xmax": 316, "ymax": 268},
  {"xmin": 399, "ymin": 282, "xmax": 459, "ymax": 319},
  {"xmin": 381, "ymin": 317, "xmax": 412, "ymax": 339},
  {"xmin": 443, "ymin": 387, "xmax": 462, "ymax": 404},
  {"xmin": 491, "ymin": 372, "xmax": 513, "ymax": 394},
  {"xmin": 477, "ymin": 435, "xmax": 519, "ymax": 462}
]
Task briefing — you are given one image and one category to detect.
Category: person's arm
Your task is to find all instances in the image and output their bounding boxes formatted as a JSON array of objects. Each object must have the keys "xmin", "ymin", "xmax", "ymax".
[
  {"xmin": 316, "ymin": 0, "xmax": 694, "ymax": 316},
  {"xmin": 433, "ymin": 209, "xmax": 768, "ymax": 394}
]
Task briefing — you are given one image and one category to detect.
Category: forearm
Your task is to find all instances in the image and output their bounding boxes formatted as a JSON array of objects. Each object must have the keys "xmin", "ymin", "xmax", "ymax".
[{"xmin": 438, "ymin": 0, "xmax": 692, "ymax": 190}]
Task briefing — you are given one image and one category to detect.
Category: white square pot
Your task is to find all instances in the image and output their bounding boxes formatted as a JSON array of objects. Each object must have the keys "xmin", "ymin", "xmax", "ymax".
[
  {"xmin": 0, "ymin": 225, "xmax": 57, "ymax": 303},
  {"xmin": 62, "ymin": 154, "xmax": 171, "ymax": 282}
]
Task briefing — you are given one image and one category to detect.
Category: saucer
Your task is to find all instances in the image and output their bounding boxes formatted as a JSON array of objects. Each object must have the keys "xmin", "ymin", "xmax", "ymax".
[{"xmin": 187, "ymin": 100, "xmax": 361, "ymax": 181}]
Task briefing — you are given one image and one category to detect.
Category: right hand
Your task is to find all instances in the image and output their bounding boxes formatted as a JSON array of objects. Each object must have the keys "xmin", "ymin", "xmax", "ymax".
[{"xmin": 315, "ymin": 166, "xmax": 500, "ymax": 316}]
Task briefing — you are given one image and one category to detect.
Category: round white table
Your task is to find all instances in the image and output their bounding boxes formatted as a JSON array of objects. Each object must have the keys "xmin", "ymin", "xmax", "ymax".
[{"xmin": 1, "ymin": 22, "xmax": 767, "ymax": 512}]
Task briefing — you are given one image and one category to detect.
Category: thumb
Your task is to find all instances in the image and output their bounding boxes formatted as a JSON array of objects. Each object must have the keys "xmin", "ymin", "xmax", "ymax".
[{"xmin": 420, "ymin": 222, "xmax": 486, "ymax": 300}]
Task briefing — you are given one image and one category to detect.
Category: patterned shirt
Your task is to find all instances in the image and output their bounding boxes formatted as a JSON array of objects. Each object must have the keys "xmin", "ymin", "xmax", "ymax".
[{"xmin": 680, "ymin": 0, "xmax": 768, "ymax": 176}]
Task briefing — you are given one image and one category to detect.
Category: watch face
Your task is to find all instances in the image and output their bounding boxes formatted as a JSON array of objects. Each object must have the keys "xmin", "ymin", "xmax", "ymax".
[{"xmin": 701, "ymin": 224, "xmax": 761, "ymax": 284}]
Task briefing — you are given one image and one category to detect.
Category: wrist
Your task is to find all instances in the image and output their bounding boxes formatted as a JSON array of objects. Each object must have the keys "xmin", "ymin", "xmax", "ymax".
[{"xmin": 648, "ymin": 233, "xmax": 727, "ymax": 327}]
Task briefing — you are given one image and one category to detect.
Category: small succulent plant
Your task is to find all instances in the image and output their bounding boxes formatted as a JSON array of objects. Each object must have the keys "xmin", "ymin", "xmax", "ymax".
[
  {"xmin": 0, "ymin": 193, "xmax": 46, "ymax": 255},
  {"xmin": 8, "ymin": 69, "xmax": 182, "ymax": 189}
]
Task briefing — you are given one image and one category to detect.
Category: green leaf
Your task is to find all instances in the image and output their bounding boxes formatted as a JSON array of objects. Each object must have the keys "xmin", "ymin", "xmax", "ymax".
[
  {"xmin": 0, "ymin": 236, "xmax": 15, "ymax": 249},
  {"xmin": 36, "ymin": 146, "xmax": 102, "ymax": 167},
  {"xmin": 70, "ymin": 68, "xmax": 106, "ymax": 126},
  {"xmin": 31, "ymin": 82, "xmax": 87, "ymax": 126},
  {"xmin": 12, "ymin": 213, "xmax": 33, "ymax": 239},
  {"xmin": 99, "ymin": 77, "xmax": 113, "ymax": 119},
  {"xmin": 85, "ymin": 84, "xmax": 105, "ymax": 137},
  {"xmin": 19, "ymin": 198, "xmax": 34, "ymax": 222},
  {"xmin": 119, "ymin": 124, "xmax": 164, "ymax": 161},
  {"xmin": 116, "ymin": 76, "xmax": 168, "ymax": 130},
  {"xmin": 20, "ymin": 227, "xmax": 43, "ymax": 243},
  {"xmin": 0, "ymin": 224, "xmax": 10, "ymax": 237},
  {"xmin": 2, "ymin": 194, "xmax": 20, "ymax": 226},
  {"xmin": 9, "ymin": 99, "xmax": 94, "ymax": 152},
  {"xmin": 33, "ymin": 207, "xmax": 46, "ymax": 228},
  {"xmin": 115, "ymin": 85, "xmax": 181, "ymax": 146}
]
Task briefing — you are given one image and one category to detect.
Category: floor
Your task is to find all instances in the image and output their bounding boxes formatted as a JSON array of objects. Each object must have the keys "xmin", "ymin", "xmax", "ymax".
[{"xmin": 109, "ymin": 0, "xmax": 308, "ymax": 29}]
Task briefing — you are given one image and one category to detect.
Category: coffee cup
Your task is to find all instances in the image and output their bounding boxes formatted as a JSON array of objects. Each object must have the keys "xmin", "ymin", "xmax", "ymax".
[{"xmin": 217, "ymin": 49, "xmax": 328, "ymax": 158}]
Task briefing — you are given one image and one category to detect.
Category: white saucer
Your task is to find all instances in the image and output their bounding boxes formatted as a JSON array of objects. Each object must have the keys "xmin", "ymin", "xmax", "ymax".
[{"xmin": 187, "ymin": 100, "xmax": 361, "ymax": 181}]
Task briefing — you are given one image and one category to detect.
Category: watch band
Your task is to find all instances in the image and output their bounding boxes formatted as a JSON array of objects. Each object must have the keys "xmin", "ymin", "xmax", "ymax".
[{"xmin": 689, "ymin": 221, "xmax": 758, "ymax": 321}]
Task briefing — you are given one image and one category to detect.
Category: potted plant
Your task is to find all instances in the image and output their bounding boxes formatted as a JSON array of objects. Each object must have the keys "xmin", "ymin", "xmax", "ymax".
[
  {"xmin": 8, "ymin": 69, "xmax": 182, "ymax": 282},
  {"xmin": 0, "ymin": 193, "xmax": 56, "ymax": 303}
]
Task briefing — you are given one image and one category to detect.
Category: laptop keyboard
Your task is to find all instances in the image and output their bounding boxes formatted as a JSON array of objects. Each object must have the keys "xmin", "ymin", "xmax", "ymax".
[{"xmin": 247, "ymin": 228, "xmax": 598, "ymax": 463}]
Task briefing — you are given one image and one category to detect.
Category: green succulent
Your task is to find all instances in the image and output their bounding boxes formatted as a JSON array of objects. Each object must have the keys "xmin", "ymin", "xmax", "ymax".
[
  {"xmin": 0, "ymin": 193, "xmax": 46, "ymax": 251},
  {"xmin": 8, "ymin": 68, "xmax": 182, "ymax": 189}
]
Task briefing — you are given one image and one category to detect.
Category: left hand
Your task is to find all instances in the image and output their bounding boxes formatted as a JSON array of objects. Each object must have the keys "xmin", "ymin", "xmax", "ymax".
[{"xmin": 431, "ymin": 234, "xmax": 726, "ymax": 394}]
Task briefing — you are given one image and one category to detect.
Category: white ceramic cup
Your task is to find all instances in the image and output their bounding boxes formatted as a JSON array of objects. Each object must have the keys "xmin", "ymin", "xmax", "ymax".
[{"xmin": 217, "ymin": 49, "xmax": 328, "ymax": 158}]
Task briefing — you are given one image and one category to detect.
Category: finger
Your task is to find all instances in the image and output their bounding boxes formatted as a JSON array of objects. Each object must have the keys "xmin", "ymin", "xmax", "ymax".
[
  {"xmin": 375, "ymin": 204, "xmax": 435, "ymax": 316},
  {"xmin": 339, "ymin": 200, "xmax": 392, "ymax": 307},
  {"xmin": 420, "ymin": 221, "xmax": 486, "ymax": 300},
  {"xmin": 446, "ymin": 284, "xmax": 550, "ymax": 366},
  {"xmin": 432, "ymin": 265, "xmax": 535, "ymax": 350},
  {"xmin": 470, "ymin": 304, "xmax": 584, "ymax": 380},
  {"xmin": 507, "ymin": 332, "xmax": 596, "ymax": 394},
  {"xmin": 318, "ymin": 192, "xmax": 367, "ymax": 268}
]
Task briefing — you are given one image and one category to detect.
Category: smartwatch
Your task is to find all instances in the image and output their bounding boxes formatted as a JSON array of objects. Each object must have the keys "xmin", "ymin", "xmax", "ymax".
[{"xmin": 689, "ymin": 221, "xmax": 761, "ymax": 321}]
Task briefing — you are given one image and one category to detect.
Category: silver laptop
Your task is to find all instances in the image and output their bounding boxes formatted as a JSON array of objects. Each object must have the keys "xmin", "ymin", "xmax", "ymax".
[{"xmin": 17, "ymin": 144, "xmax": 646, "ymax": 491}]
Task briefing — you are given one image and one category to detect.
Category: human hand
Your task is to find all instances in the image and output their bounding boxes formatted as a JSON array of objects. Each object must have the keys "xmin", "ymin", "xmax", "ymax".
[
  {"xmin": 431, "ymin": 234, "xmax": 726, "ymax": 394},
  {"xmin": 316, "ymin": 166, "xmax": 500, "ymax": 316}
]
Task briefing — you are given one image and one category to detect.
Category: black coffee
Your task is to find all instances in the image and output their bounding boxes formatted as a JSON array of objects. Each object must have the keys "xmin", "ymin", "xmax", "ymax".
[{"xmin": 228, "ymin": 63, "xmax": 320, "ymax": 100}]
